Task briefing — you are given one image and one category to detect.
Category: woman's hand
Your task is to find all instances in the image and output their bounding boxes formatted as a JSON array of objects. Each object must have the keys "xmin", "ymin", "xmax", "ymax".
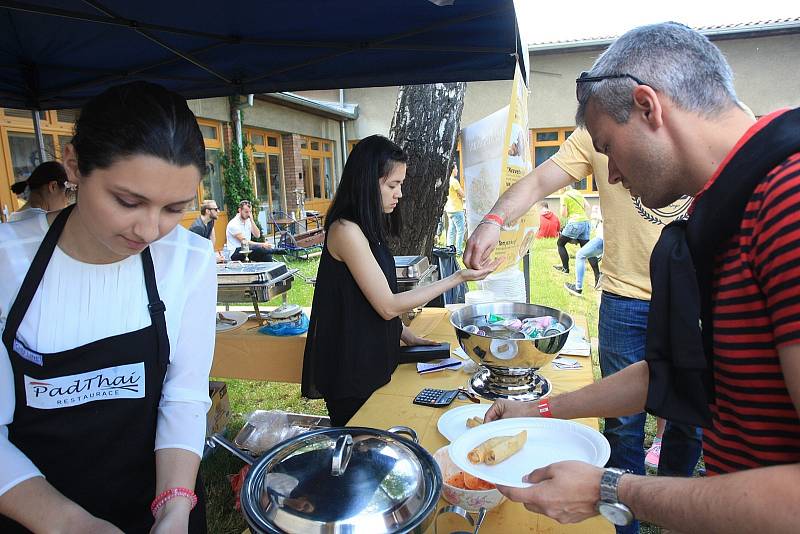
[
  {"xmin": 400, "ymin": 325, "xmax": 438, "ymax": 346},
  {"xmin": 458, "ymin": 258, "xmax": 502, "ymax": 282},
  {"xmin": 60, "ymin": 508, "xmax": 124, "ymax": 534},
  {"xmin": 150, "ymin": 498, "xmax": 191, "ymax": 534}
]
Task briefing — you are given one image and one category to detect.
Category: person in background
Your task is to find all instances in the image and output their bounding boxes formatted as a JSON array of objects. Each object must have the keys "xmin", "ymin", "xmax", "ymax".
[
  {"xmin": 189, "ymin": 200, "xmax": 219, "ymax": 241},
  {"xmin": 9, "ymin": 161, "xmax": 70, "ymax": 222},
  {"xmin": 444, "ymin": 166, "xmax": 466, "ymax": 255},
  {"xmin": 189, "ymin": 200, "xmax": 224, "ymax": 262},
  {"xmin": 485, "ymin": 22, "xmax": 800, "ymax": 533},
  {"xmin": 535, "ymin": 201, "xmax": 560, "ymax": 238},
  {"xmin": 0, "ymin": 81, "xmax": 214, "ymax": 533},
  {"xmin": 565, "ymin": 207, "xmax": 603, "ymax": 295},
  {"xmin": 225, "ymin": 200, "xmax": 273, "ymax": 262},
  {"xmin": 554, "ymin": 185, "xmax": 596, "ymax": 277},
  {"xmin": 302, "ymin": 135, "xmax": 498, "ymax": 426}
]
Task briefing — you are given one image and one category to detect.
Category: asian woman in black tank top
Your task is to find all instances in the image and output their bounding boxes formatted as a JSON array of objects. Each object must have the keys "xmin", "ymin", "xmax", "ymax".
[{"xmin": 301, "ymin": 135, "xmax": 499, "ymax": 425}]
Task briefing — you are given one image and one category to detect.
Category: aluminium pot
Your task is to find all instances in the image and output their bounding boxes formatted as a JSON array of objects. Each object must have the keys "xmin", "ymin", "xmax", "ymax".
[{"xmin": 208, "ymin": 426, "xmax": 484, "ymax": 534}]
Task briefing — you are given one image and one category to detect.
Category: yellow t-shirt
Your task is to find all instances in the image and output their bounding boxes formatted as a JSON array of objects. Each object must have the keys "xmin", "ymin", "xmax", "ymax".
[
  {"xmin": 445, "ymin": 176, "xmax": 464, "ymax": 213},
  {"xmin": 551, "ymin": 128, "xmax": 691, "ymax": 301}
]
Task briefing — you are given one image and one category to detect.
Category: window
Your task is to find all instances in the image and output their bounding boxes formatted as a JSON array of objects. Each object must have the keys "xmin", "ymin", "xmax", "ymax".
[
  {"xmin": 197, "ymin": 119, "xmax": 224, "ymax": 211},
  {"xmin": 530, "ymin": 127, "xmax": 596, "ymax": 194},
  {"xmin": 246, "ymin": 127, "xmax": 285, "ymax": 216},
  {"xmin": 1, "ymin": 107, "xmax": 79, "ymax": 214},
  {"xmin": 300, "ymin": 135, "xmax": 335, "ymax": 200},
  {"xmin": 8, "ymin": 132, "xmax": 56, "ymax": 183}
]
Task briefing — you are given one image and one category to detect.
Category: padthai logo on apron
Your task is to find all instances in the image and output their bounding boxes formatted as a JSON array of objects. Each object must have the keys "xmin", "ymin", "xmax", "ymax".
[{"xmin": 24, "ymin": 362, "xmax": 146, "ymax": 409}]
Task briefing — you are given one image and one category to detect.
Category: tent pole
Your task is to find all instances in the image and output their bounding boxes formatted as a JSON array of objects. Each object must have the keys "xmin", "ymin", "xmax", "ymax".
[{"xmin": 32, "ymin": 110, "xmax": 47, "ymax": 162}]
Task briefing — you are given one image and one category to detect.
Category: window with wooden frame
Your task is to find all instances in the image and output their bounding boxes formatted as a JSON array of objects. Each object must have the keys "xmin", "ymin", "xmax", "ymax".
[
  {"xmin": 245, "ymin": 127, "xmax": 285, "ymax": 216},
  {"xmin": 0, "ymin": 109, "xmax": 77, "ymax": 216},
  {"xmin": 530, "ymin": 127, "xmax": 597, "ymax": 194},
  {"xmin": 300, "ymin": 135, "xmax": 335, "ymax": 201},
  {"xmin": 197, "ymin": 118, "xmax": 225, "ymax": 213}
]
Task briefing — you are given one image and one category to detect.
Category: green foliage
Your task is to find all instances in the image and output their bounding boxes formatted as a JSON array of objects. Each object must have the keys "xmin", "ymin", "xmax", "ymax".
[{"xmin": 220, "ymin": 140, "xmax": 254, "ymax": 219}]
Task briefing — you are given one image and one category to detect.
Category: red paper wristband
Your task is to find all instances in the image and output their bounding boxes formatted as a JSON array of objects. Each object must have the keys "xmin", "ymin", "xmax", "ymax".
[
  {"xmin": 150, "ymin": 487, "xmax": 198, "ymax": 518},
  {"xmin": 482, "ymin": 213, "xmax": 504, "ymax": 226},
  {"xmin": 538, "ymin": 398, "xmax": 553, "ymax": 418}
]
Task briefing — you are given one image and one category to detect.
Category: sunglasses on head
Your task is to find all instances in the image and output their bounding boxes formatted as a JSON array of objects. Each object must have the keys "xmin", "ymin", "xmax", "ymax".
[
  {"xmin": 239, "ymin": 200, "xmax": 251, "ymax": 207},
  {"xmin": 575, "ymin": 71, "xmax": 650, "ymax": 99}
]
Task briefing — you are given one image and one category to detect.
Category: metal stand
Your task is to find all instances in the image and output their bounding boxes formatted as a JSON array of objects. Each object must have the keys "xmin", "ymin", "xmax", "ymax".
[{"xmin": 468, "ymin": 366, "xmax": 551, "ymax": 402}]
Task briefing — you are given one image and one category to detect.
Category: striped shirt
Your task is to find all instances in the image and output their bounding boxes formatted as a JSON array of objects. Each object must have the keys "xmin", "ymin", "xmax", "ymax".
[{"xmin": 703, "ymin": 144, "xmax": 800, "ymax": 475}]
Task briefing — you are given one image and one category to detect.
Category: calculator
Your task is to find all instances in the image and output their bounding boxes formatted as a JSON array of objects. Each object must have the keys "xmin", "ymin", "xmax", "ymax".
[{"xmin": 412, "ymin": 388, "xmax": 459, "ymax": 407}]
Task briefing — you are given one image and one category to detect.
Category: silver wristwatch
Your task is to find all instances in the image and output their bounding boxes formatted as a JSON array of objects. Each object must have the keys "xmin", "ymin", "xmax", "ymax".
[{"xmin": 597, "ymin": 467, "xmax": 634, "ymax": 526}]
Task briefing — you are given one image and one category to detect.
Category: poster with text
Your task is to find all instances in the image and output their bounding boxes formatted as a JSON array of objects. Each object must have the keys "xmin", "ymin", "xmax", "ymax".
[{"xmin": 463, "ymin": 64, "xmax": 534, "ymax": 272}]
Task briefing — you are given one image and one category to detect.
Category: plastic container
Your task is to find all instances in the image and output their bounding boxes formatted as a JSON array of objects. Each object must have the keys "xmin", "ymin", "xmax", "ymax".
[
  {"xmin": 481, "ymin": 268, "xmax": 526, "ymax": 303},
  {"xmin": 464, "ymin": 289, "xmax": 496, "ymax": 306}
]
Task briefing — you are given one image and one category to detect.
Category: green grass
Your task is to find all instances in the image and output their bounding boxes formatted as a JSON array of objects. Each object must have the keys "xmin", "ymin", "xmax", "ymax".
[{"xmin": 202, "ymin": 241, "xmax": 668, "ymax": 533}]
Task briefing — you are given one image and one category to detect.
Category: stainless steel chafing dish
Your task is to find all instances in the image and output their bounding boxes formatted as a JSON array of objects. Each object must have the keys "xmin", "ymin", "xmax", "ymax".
[
  {"xmin": 217, "ymin": 261, "xmax": 298, "ymax": 322},
  {"xmin": 394, "ymin": 255, "xmax": 439, "ymax": 325}
]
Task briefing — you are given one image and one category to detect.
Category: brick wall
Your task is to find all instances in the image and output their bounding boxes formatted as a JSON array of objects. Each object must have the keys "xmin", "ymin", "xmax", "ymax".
[{"xmin": 281, "ymin": 133, "xmax": 305, "ymax": 215}]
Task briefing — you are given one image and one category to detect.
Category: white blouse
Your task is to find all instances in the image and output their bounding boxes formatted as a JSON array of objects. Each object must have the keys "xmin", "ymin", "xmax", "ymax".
[{"xmin": 0, "ymin": 213, "xmax": 217, "ymax": 496}]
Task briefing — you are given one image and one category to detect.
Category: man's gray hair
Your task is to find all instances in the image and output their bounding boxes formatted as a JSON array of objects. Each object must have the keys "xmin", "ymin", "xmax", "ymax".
[{"xmin": 576, "ymin": 22, "xmax": 738, "ymax": 125}]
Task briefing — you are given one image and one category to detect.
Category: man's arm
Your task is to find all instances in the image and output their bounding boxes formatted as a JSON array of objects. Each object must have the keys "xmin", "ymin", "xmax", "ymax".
[
  {"xmin": 249, "ymin": 221, "xmax": 261, "ymax": 239},
  {"xmin": 498, "ymin": 346, "xmax": 800, "ymax": 533},
  {"xmin": 485, "ymin": 360, "xmax": 650, "ymax": 422},
  {"xmin": 464, "ymin": 159, "xmax": 573, "ymax": 269}
]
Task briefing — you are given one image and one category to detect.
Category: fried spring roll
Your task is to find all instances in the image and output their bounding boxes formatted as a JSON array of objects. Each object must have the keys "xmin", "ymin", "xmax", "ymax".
[
  {"xmin": 485, "ymin": 430, "xmax": 527, "ymax": 465},
  {"xmin": 467, "ymin": 437, "xmax": 506, "ymax": 464},
  {"xmin": 466, "ymin": 416, "xmax": 483, "ymax": 428}
]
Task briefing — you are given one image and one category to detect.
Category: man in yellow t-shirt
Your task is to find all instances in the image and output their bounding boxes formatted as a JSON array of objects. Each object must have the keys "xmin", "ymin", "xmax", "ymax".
[
  {"xmin": 444, "ymin": 167, "xmax": 466, "ymax": 255},
  {"xmin": 464, "ymin": 128, "xmax": 701, "ymax": 518}
]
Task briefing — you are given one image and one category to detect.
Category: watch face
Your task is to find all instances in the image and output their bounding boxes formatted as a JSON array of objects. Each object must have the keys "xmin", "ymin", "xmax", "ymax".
[{"xmin": 598, "ymin": 502, "xmax": 633, "ymax": 526}]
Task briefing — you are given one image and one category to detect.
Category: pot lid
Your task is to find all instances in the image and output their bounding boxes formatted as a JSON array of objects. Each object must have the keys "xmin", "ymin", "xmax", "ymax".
[{"xmin": 242, "ymin": 427, "xmax": 441, "ymax": 533}]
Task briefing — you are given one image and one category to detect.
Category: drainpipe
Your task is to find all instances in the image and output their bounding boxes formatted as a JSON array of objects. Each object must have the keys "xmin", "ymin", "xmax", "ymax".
[
  {"xmin": 233, "ymin": 94, "xmax": 254, "ymax": 165},
  {"xmin": 338, "ymin": 89, "xmax": 347, "ymax": 188},
  {"xmin": 32, "ymin": 110, "xmax": 46, "ymax": 162}
]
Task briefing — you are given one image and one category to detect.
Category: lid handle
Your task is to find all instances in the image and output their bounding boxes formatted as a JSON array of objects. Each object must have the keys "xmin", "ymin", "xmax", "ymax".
[
  {"xmin": 387, "ymin": 425, "xmax": 418, "ymax": 443},
  {"xmin": 330, "ymin": 434, "xmax": 354, "ymax": 477}
]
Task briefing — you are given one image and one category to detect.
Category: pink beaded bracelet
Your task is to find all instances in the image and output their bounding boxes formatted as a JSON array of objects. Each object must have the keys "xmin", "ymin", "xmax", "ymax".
[{"xmin": 150, "ymin": 487, "xmax": 198, "ymax": 518}]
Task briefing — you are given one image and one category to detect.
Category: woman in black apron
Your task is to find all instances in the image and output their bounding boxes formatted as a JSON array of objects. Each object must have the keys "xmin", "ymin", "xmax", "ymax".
[
  {"xmin": 0, "ymin": 82, "xmax": 215, "ymax": 533},
  {"xmin": 301, "ymin": 135, "xmax": 498, "ymax": 426}
]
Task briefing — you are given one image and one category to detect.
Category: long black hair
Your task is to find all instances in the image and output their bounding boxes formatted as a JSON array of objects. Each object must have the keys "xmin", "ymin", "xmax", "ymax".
[
  {"xmin": 71, "ymin": 81, "xmax": 206, "ymax": 176},
  {"xmin": 325, "ymin": 135, "xmax": 407, "ymax": 244}
]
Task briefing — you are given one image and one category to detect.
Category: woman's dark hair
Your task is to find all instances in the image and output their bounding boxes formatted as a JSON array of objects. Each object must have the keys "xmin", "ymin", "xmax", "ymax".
[
  {"xmin": 71, "ymin": 81, "xmax": 206, "ymax": 176},
  {"xmin": 325, "ymin": 135, "xmax": 407, "ymax": 244},
  {"xmin": 11, "ymin": 161, "xmax": 68, "ymax": 195}
]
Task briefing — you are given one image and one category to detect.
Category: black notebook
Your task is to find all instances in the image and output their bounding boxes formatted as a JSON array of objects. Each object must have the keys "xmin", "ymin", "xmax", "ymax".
[{"xmin": 397, "ymin": 342, "xmax": 451, "ymax": 364}]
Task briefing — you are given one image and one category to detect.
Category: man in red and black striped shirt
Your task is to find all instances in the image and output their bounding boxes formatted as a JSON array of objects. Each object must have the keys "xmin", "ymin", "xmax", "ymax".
[{"xmin": 485, "ymin": 22, "xmax": 800, "ymax": 533}]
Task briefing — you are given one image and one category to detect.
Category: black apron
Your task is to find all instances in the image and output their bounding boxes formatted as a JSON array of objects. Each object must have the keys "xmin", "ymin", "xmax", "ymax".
[{"xmin": 1, "ymin": 205, "xmax": 206, "ymax": 533}]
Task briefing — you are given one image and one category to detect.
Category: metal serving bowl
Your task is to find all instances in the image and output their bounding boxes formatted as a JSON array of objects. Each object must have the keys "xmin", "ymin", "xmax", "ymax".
[{"xmin": 450, "ymin": 302, "xmax": 573, "ymax": 371}]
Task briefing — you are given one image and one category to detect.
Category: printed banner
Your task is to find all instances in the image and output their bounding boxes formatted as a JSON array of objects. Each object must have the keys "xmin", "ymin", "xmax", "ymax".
[{"xmin": 463, "ymin": 64, "xmax": 534, "ymax": 272}]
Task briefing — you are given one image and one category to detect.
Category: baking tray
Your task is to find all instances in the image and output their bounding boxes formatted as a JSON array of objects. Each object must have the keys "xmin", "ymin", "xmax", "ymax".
[
  {"xmin": 233, "ymin": 410, "xmax": 331, "ymax": 455},
  {"xmin": 217, "ymin": 261, "xmax": 289, "ymax": 285}
]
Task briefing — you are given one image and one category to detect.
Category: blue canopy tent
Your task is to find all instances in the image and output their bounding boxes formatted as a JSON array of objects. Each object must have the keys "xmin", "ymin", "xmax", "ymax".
[{"xmin": 0, "ymin": 0, "xmax": 527, "ymax": 110}]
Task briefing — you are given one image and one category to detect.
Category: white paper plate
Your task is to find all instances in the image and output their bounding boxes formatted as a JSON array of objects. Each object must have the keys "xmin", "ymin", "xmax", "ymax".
[
  {"xmin": 449, "ymin": 417, "xmax": 610, "ymax": 488},
  {"xmin": 437, "ymin": 404, "xmax": 492, "ymax": 442},
  {"xmin": 216, "ymin": 311, "xmax": 250, "ymax": 333}
]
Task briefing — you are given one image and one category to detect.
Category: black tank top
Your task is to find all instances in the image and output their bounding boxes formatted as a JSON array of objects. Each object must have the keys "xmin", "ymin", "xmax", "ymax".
[{"xmin": 302, "ymin": 231, "xmax": 401, "ymax": 401}]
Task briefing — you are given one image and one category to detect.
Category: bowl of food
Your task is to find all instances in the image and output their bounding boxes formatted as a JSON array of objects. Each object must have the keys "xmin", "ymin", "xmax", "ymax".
[
  {"xmin": 450, "ymin": 302, "xmax": 573, "ymax": 371},
  {"xmin": 433, "ymin": 446, "xmax": 505, "ymax": 512}
]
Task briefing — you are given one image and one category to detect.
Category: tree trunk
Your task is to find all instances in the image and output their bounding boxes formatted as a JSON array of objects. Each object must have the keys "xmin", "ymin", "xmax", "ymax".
[{"xmin": 388, "ymin": 83, "xmax": 466, "ymax": 257}]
